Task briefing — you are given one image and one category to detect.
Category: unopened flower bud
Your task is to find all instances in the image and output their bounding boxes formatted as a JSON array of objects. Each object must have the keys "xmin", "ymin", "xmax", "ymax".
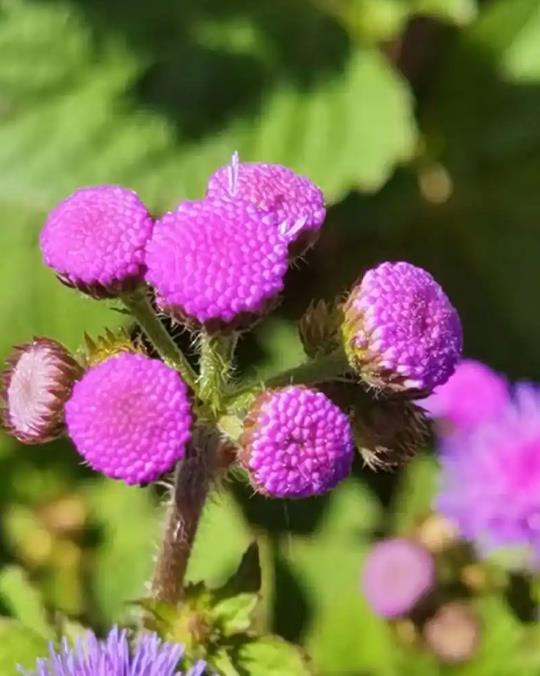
[
  {"xmin": 1, "ymin": 338, "xmax": 81, "ymax": 444},
  {"xmin": 342, "ymin": 261, "xmax": 462, "ymax": 394},
  {"xmin": 40, "ymin": 185, "xmax": 153, "ymax": 298},
  {"xmin": 361, "ymin": 538, "xmax": 435, "ymax": 618},
  {"xmin": 423, "ymin": 601, "xmax": 481, "ymax": 663},
  {"xmin": 240, "ymin": 386, "xmax": 354, "ymax": 498}
]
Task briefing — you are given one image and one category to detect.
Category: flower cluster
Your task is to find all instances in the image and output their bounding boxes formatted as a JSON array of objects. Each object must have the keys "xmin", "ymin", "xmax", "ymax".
[{"xmin": 1, "ymin": 156, "xmax": 462, "ymax": 500}]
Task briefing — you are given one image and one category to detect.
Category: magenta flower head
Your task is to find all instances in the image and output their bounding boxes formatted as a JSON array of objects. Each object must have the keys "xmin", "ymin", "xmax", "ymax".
[
  {"xmin": 437, "ymin": 383, "xmax": 540, "ymax": 556},
  {"xmin": 65, "ymin": 352, "xmax": 191, "ymax": 485},
  {"xmin": 20, "ymin": 626, "xmax": 206, "ymax": 676},
  {"xmin": 145, "ymin": 198, "xmax": 289, "ymax": 330},
  {"xmin": 206, "ymin": 153, "xmax": 326, "ymax": 256},
  {"xmin": 361, "ymin": 538, "xmax": 435, "ymax": 618},
  {"xmin": 240, "ymin": 385, "xmax": 354, "ymax": 498},
  {"xmin": 421, "ymin": 359, "xmax": 509, "ymax": 434},
  {"xmin": 40, "ymin": 185, "xmax": 153, "ymax": 298},
  {"xmin": 1, "ymin": 338, "xmax": 82, "ymax": 444},
  {"xmin": 342, "ymin": 261, "xmax": 462, "ymax": 394}
]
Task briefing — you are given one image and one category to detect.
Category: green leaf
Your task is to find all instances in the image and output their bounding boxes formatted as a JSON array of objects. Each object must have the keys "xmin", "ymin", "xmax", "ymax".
[
  {"xmin": 86, "ymin": 481, "xmax": 158, "ymax": 624},
  {"xmin": 232, "ymin": 635, "xmax": 313, "ymax": 676},
  {"xmin": 390, "ymin": 454, "xmax": 438, "ymax": 533},
  {"xmin": 412, "ymin": 0, "xmax": 477, "ymax": 25},
  {"xmin": 0, "ymin": 566, "xmax": 54, "ymax": 640},
  {"xmin": 0, "ymin": 618, "xmax": 49, "ymax": 674},
  {"xmin": 211, "ymin": 593, "xmax": 260, "ymax": 637}
]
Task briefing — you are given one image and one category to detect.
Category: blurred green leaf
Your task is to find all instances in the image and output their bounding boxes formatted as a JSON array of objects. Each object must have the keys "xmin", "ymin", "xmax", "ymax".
[
  {"xmin": 0, "ymin": 566, "xmax": 53, "ymax": 640},
  {"xmin": 390, "ymin": 454, "xmax": 438, "ymax": 533},
  {"xmin": 87, "ymin": 481, "xmax": 158, "ymax": 624},
  {"xmin": 231, "ymin": 635, "xmax": 313, "ymax": 676},
  {"xmin": 0, "ymin": 618, "xmax": 49, "ymax": 673}
]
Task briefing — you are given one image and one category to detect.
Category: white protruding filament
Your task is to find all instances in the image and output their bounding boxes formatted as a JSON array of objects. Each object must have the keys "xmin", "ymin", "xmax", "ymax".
[
  {"xmin": 279, "ymin": 215, "xmax": 307, "ymax": 241},
  {"xmin": 228, "ymin": 150, "xmax": 240, "ymax": 196}
]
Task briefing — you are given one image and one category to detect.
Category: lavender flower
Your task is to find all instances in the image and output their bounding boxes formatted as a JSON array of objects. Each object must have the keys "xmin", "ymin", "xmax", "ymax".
[
  {"xmin": 40, "ymin": 186, "xmax": 154, "ymax": 298},
  {"xmin": 206, "ymin": 154, "xmax": 326, "ymax": 256},
  {"xmin": 437, "ymin": 383, "xmax": 540, "ymax": 556},
  {"xmin": 422, "ymin": 359, "xmax": 509, "ymax": 434},
  {"xmin": 1, "ymin": 338, "xmax": 81, "ymax": 444},
  {"xmin": 342, "ymin": 261, "xmax": 462, "ymax": 394},
  {"xmin": 20, "ymin": 626, "xmax": 206, "ymax": 676},
  {"xmin": 145, "ymin": 199, "xmax": 288, "ymax": 329},
  {"xmin": 241, "ymin": 386, "xmax": 354, "ymax": 498},
  {"xmin": 65, "ymin": 352, "xmax": 191, "ymax": 485},
  {"xmin": 361, "ymin": 538, "xmax": 435, "ymax": 618}
]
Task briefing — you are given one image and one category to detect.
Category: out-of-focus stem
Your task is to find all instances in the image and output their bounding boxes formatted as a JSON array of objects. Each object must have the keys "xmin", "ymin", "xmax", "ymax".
[{"xmin": 121, "ymin": 288, "xmax": 198, "ymax": 392}]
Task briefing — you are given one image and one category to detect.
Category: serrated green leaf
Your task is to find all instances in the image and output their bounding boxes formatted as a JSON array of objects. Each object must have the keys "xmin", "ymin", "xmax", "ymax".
[
  {"xmin": 0, "ymin": 618, "xmax": 49, "ymax": 674},
  {"xmin": 211, "ymin": 593, "xmax": 260, "ymax": 637},
  {"xmin": 232, "ymin": 635, "xmax": 312, "ymax": 676},
  {"xmin": 0, "ymin": 567, "xmax": 53, "ymax": 640}
]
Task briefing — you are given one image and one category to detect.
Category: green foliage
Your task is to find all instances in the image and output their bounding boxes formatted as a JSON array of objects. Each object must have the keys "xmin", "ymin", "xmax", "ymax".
[
  {"xmin": 0, "ymin": 619, "xmax": 49, "ymax": 674},
  {"xmin": 0, "ymin": 567, "xmax": 53, "ymax": 640}
]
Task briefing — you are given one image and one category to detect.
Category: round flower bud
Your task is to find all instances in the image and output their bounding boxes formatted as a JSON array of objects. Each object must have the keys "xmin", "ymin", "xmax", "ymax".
[
  {"xmin": 240, "ymin": 386, "xmax": 354, "ymax": 498},
  {"xmin": 361, "ymin": 538, "xmax": 435, "ymax": 618},
  {"xmin": 422, "ymin": 359, "xmax": 509, "ymax": 435},
  {"xmin": 1, "ymin": 338, "xmax": 82, "ymax": 444},
  {"xmin": 145, "ymin": 199, "xmax": 289, "ymax": 330},
  {"xmin": 40, "ymin": 185, "xmax": 154, "ymax": 298},
  {"xmin": 423, "ymin": 602, "xmax": 481, "ymax": 664},
  {"xmin": 65, "ymin": 353, "xmax": 191, "ymax": 485},
  {"xmin": 206, "ymin": 154, "xmax": 326, "ymax": 257},
  {"xmin": 342, "ymin": 261, "xmax": 462, "ymax": 394}
]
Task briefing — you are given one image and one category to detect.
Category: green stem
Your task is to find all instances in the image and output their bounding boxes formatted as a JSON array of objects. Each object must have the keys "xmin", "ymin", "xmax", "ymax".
[
  {"xmin": 198, "ymin": 331, "xmax": 237, "ymax": 412},
  {"xmin": 226, "ymin": 348, "xmax": 349, "ymax": 407},
  {"xmin": 122, "ymin": 289, "xmax": 198, "ymax": 392}
]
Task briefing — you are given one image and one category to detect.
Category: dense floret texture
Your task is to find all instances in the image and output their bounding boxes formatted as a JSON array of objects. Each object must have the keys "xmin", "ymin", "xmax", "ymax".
[
  {"xmin": 207, "ymin": 159, "xmax": 326, "ymax": 249},
  {"xmin": 65, "ymin": 353, "xmax": 191, "ymax": 484},
  {"xmin": 145, "ymin": 199, "xmax": 289, "ymax": 327},
  {"xmin": 241, "ymin": 386, "xmax": 354, "ymax": 498},
  {"xmin": 437, "ymin": 384, "xmax": 540, "ymax": 557},
  {"xmin": 361, "ymin": 538, "xmax": 435, "ymax": 618},
  {"xmin": 343, "ymin": 261, "xmax": 462, "ymax": 393},
  {"xmin": 2, "ymin": 338, "xmax": 81, "ymax": 444},
  {"xmin": 40, "ymin": 186, "xmax": 153, "ymax": 297}
]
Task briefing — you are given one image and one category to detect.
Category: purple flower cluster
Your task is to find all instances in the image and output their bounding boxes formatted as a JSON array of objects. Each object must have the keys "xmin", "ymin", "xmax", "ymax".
[
  {"xmin": 39, "ymin": 155, "xmax": 324, "ymax": 327},
  {"xmin": 21, "ymin": 626, "xmax": 206, "ymax": 676}
]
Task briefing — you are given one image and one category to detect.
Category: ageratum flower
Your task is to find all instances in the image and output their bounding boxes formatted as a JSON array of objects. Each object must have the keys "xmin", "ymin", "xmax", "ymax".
[
  {"xmin": 20, "ymin": 626, "xmax": 206, "ymax": 676},
  {"xmin": 40, "ymin": 185, "xmax": 154, "ymax": 298},
  {"xmin": 437, "ymin": 383, "xmax": 540, "ymax": 556},
  {"xmin": 145, "ymin": 198, "xmax": 289, "ymax": 330},
  {"xmin": 65, "ymin": 352, "xmax": 191, "ymax": 485},
  {"xmin": 240, "ymin": 386, "xmax": 354, "ymax": 498},
  {"xmin": 1, "ymin": 338, "xmax": 81, "ymax": 444},
  {"xmin": 422, "ymin": 359, "xmax": 509, "ymax": 434},
  {"xmin": 361, "ymin": 538, "xmax": 435, "ymax": 618},
  {"xmin": 206, "ymin": 153, "xmax": 326, "ymax": 256},
  {"xmin": 342, "ymin": 262, "xmax": 462, "ymax": 394}
]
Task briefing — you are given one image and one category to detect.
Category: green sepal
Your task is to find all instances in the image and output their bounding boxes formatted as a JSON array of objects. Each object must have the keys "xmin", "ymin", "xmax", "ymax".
[{"xmin": 298, "ymin": 300, "xmax": 343, "ymax": 359}]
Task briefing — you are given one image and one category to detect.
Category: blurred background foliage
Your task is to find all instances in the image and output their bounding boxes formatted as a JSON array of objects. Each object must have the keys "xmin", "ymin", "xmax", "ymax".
[{"xmin": 1, "ymin": 0, "xmax": 540, "ymax": 673}]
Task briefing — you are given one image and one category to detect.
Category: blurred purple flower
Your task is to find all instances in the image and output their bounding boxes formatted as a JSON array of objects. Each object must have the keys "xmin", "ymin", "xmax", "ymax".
[
  {"xmin": 437, "ymin": 383, "xmax": 540, "ymax": 556},
  {"xmin": 422, "ymin": 359, "xmax": 509, "ymax": 434},
  {"xmin": 361, "ymin": 538, "xmax": 435, "ymax": 618},
  {"xmin": 21, "ymin": 626, "xmax": 206, "ymax": 676}
]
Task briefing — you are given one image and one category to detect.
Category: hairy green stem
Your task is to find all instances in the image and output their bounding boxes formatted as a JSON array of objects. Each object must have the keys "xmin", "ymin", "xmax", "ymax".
[
  {"xmin": 198, "ymin": 331, "xmax": 238, "ymax": 412},
  {"xmin": 150, "ymin": 428, "xmax": 217, "ymax": 602},
  {"xmin": 226, "ymin": 348, "xmax": 349, "ymax": 408},
  {"xmin": 122, "ymin": 288, "xmax": 198, "ymax": 392}
]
